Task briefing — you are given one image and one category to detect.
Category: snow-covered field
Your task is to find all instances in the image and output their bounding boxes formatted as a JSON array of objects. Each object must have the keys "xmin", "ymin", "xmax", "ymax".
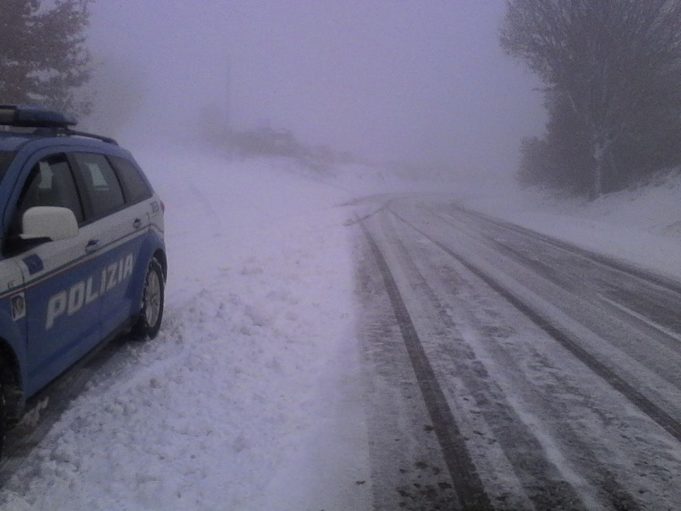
[
  {"xmin": 0, "ymin": 149, "xmax": 382, "ymax": 510},
  {"xmin": 1, "ymin": 143, "xmax": 680, "ymax": 510}
]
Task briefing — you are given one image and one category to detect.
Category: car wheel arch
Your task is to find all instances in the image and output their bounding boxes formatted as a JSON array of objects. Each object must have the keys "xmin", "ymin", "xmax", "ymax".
[{"xmin": 0, "ymin": 339, "xmax": 24, "ymax": 426}]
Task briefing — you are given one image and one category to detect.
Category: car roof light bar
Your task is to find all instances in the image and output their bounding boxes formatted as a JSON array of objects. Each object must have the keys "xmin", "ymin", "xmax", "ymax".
[
  {"xmin": 0, "ymin": 105, "xmax": 118, "ymax": 145},
  {"xmin": 0, "ymin": 104, "xmax": 77, "ymax": 128}
]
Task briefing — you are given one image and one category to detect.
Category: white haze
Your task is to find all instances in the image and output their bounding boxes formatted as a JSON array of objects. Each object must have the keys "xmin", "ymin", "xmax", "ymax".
[
  {"xmin": 87, "ymin": 0, "xmax": 545, "ymax": 177},
  {"xmin": 6, "ymin": 4, "xmax": 681, "ymax": 510}
]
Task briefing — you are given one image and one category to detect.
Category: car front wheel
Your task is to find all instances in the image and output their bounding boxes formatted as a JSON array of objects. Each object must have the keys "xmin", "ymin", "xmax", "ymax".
[{"xmin": 132, "ymin": 258, "xmax": 164, "ymax": 340}]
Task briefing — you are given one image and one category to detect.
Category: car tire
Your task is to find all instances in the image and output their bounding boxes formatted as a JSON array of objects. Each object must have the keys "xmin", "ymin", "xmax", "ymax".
[
  {"xmin": 132, "ymin": 258, "xmax": 164, "ymax": 340},
  {"xmin": 0, "ymin": 382, "xmax": 6, "ymax": 459}
]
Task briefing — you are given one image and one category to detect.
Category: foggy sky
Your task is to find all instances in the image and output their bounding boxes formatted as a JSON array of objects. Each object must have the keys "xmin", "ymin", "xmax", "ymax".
[{"xmin": 89, "ymin": 0, "xmax": 545, "ymax": 175}]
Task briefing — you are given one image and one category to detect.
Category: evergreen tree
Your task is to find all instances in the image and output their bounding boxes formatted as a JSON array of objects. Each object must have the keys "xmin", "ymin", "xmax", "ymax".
[{"xmin": 0, "ymin": 0, "xmax": 91, "ymax": 115}]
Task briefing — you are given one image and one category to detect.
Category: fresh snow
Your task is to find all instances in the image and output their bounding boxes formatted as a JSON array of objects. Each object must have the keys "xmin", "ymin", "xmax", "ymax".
[
  {"xmin": 0, "ymin": 149, "xmax": 382, "ymax": 511},
  {"xmin": 1, "ymin": 144, "xmax": 680, "ymax": 510},
  {"xmin": 454, "ymin": 175, "xmax": 681, "ymax": 283}
]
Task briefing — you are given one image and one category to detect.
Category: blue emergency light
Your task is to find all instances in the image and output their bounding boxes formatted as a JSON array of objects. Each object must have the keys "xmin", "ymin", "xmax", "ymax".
[
  {"xmin": 0, "ymin": 104, "xmax": 77, "ymax": 128},
  {"xmin": 0, "ymin": 104, "xmax": 117, "ymax": 145}
]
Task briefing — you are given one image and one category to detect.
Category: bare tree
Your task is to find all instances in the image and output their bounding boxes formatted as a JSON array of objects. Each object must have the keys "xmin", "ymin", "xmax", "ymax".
[
  {"xmin": 501, "ymin": 0, "xmax": 681, "ymax": 196},
  {"xmin": 0, "ymin": 0, "xmax": 92, "ymax": 115}
]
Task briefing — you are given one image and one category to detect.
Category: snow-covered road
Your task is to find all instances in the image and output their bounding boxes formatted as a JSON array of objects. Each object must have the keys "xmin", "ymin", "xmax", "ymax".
[{"xmin": 357, "ymin": 196, "xmax": 681, "ymax": 509}]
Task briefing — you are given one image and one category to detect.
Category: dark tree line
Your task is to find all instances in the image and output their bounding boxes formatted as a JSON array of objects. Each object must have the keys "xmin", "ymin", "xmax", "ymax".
[
  {"xmin": 502, "ymin": 0, "xmax": 681, "ymax": 197},
  {"xmin": 0, "ymin": 0, "xmax": 91, "ymax": 116}
]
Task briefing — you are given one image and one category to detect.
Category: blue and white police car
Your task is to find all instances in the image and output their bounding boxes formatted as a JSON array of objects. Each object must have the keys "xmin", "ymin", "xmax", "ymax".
[{"xmin": 0, "ymin": 105, "xmax": 166, "ymax": 454}]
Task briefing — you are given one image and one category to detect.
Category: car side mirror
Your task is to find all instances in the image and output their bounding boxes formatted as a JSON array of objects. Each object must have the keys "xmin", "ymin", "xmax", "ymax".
[{"xmin": 21, "ymin": 206, "xmax": 79, "ymax": 241}]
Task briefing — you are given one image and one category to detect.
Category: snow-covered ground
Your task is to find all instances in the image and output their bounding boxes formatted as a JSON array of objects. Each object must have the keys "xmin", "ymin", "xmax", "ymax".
[
  {"xmin": 1, "ymin": 143, "xmax": 680, "ymax": 510},
  {"xmin": 454, "ymin": 175, "xmax": 681, "ymax": 283},
  {"xmin": 0, "ymin": 149, "xmax": 384, "ymax": 511}
]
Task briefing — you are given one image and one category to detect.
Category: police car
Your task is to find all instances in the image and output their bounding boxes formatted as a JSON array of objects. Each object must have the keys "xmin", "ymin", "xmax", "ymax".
[{"xmin": 0, "ymin": 105, "xmax": 166, "ymax": 454}]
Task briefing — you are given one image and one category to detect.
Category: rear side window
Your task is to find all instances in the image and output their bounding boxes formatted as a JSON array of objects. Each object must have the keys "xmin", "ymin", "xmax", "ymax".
[
  {"xmin": 73, "ymin": 153, "xmax": 125, "ymax": 219},
  {"xmin": 109, "ymin": 156, "xmax": 152, "ymax": 204}
]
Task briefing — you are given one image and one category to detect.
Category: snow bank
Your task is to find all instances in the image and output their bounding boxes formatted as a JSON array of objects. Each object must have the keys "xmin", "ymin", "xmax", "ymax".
[
  {"xmin": 0, "ymin": 150, "xmax": 371, "ymax": 510},
  {"xmin": 453, "ymin": 175, "xmax": 681, "ymax": 283}
]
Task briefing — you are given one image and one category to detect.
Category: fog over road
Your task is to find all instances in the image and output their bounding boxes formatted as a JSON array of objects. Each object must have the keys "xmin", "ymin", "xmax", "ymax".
[{"xmin": 356, "ymin": 196, "xmax": 681, "ymax": 510}]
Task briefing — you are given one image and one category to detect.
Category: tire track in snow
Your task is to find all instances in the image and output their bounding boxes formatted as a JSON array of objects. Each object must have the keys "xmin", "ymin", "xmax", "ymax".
[
  {"xmin": 385, "ymin": 212, "xmax": 649, "ymax": 510},
  {"xmin": 445, "ymin": 204, "xmax": 681, "ymax": 298},
  {"xmin": 359, "ymin": 219, "xmax": 493, "ymax": 510},
  {"xmin": 446, "ymin": 205, "xmax": 681, "ymax": 351},
  {"xmin": 431, "ymin": 204, "xmax": 681, "ymax": 400},
  {"xmin": 389, "ymin": 207, "xmax": 681, "ymax": 445}
]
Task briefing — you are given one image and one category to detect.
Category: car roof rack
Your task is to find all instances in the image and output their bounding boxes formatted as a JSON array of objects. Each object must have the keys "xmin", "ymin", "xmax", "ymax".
[
  {"xmin": 55, "ymin": 128, "xmax": 119, "ymax": 146},
  {"xmin": 0, "ymin": 105, "xmax": 118, "ymax": 145}
]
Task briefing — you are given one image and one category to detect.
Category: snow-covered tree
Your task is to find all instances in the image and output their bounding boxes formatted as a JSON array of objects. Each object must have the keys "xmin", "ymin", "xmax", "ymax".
[
  {"xmin": 0, "ymin": 0, "xmax": 92, "ymax": 115},
  {"xmin": 501, "ymin": 0, "xmax": 681, "ymax": 196}
]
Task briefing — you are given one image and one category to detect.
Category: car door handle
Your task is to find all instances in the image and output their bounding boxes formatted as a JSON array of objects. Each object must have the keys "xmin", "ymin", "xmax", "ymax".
[
  {"xmin": 133, "ymin": 218, "xmax": 142, "ymax": 229},
  {"xmin": 85, "ymin": 239, "xmax": 101, "ymax": 253}
]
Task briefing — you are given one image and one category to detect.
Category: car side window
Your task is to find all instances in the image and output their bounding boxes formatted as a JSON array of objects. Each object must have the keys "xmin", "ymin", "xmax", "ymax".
[
  {"xmin": 109, "ymin": 156, "xmax": 152, "ymax": 204},
  {"xmin": 72, "ymin": 153, "xmax": 125, "ymax": 219},
  {"xmin": 17, "ymin": 154, "xmax": 84, "ymax": 224}
]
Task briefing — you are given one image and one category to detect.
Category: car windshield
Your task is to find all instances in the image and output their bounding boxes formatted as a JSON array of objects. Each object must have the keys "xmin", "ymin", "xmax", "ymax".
[{"xmin": 0, "ymin": 151, "xmax": 14, "ymax": 183}]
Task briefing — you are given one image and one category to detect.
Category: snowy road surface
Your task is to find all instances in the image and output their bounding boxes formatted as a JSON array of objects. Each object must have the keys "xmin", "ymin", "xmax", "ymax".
[
  {"xmin": 356, "ymin": 196, "xmax": 681, "ymax": 510},
  {"xmin": 0, "ymin": 151, "xmax": 680, "ymax": 510}
]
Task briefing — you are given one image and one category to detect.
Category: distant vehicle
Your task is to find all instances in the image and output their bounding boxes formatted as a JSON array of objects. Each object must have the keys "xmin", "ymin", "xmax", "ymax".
[{"xmin": 0, "ymin": 105, "xmax": 166, "ymax": 455}]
